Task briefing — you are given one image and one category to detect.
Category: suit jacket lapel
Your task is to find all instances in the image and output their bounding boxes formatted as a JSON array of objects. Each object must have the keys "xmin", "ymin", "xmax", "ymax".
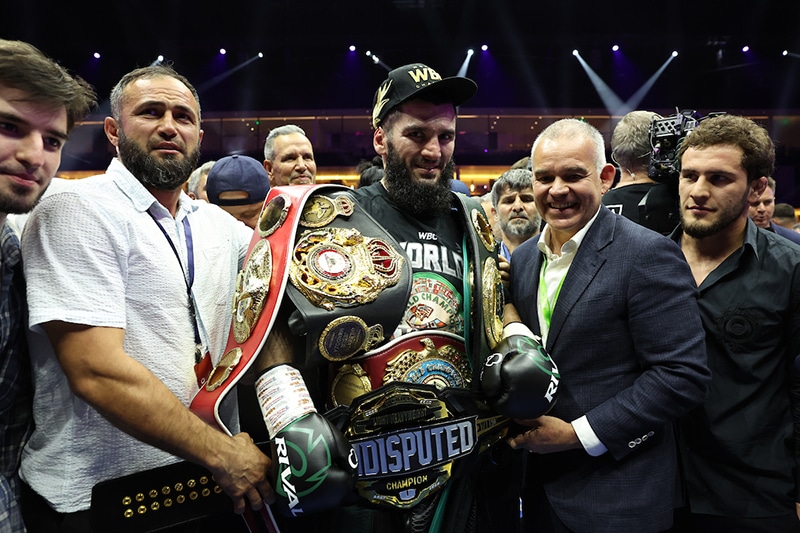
[{"xmin": 545, "ymin": 208, "xmax": 614, "ymax": 352}]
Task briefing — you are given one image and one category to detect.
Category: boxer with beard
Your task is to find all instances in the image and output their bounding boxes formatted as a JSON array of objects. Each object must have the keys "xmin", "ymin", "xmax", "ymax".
[
  {"xmin": 380, "ymin": 142, "xmax": 456, "ymax": 217},
  {"xmin": 311, "ymin": 62, "xmax": 527, "ymax": 533}
]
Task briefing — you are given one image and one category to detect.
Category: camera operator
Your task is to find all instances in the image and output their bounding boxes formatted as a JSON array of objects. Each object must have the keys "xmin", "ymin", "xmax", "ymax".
[
  {"xmin": 603, "ymin": 110, "xmax": 662, "ymax": 225},
  {"xmin": 604, "ymin": 110, "xmax": 709, "ymax": 235}
]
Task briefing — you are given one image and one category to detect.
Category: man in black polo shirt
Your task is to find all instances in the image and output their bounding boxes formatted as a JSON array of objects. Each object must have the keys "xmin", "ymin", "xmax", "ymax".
[{"xmin": 672, "ymin": 114, "xmax": 800, "ymax": 532}]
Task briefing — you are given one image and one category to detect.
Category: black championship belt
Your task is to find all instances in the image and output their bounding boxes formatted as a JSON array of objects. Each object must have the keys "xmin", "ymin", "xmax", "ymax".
[
  {"xmin": 284, "ymin": 188, "xmax": 413, "ymax": 367},
  {"xmin": 325, "ymin": 332, "xmax": 510, "ymax": 510},
  {"xmin": 90, "ymin": 446, "xmax": 280, "ymax": 533}
]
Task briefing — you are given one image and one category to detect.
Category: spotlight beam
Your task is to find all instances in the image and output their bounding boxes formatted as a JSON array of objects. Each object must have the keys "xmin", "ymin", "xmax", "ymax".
[
  {"xmin": 196, "ymin": 54, "xmax": 263, "ymax": 93},
  {"xmin": 365, "ymin": 51, "xmax": 392, "ymax": 72},
  {"xmin": 457, "ymin": 49, "xmax": 474, "ymax": 78},
  {"xmin": 575, "ymin": 50, "xmax": 681, "ymax": 115},
  {"xmin": 619, "ymin": 52, "xmax": 678, "ymax": 114},
  {"xmin": 572, "ymin": 51, "xmax": 624, "ymax": 114}
]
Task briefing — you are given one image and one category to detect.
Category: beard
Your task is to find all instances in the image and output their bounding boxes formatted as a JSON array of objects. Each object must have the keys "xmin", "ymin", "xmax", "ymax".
[
  {"xmin": 382, "ymin": 144, "xmax": 455, "ymax": 216},
  {"xmin": 680, "ymin": 187, "xmax": 750, "ymax": 239},
  {"xmin": 118, "ymin": 131, "xmax": 200, "ymax": 191},
  {"xmin": 501, "ymin": 217, "xmax": 538, "ymax": 238}
]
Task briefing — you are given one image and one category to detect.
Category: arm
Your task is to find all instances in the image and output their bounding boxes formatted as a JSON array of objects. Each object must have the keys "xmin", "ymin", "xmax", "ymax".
[
  {"xmin": 43, "ymin": 321, "xmax": 273, "ymax": 514},
  {"xmin": 584, "ymin": 238, "xmax": 710, "ymax": 459}
]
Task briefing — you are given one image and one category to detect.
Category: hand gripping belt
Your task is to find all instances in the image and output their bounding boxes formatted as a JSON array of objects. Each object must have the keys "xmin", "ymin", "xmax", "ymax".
[{"xmin": 91, "ymin": 185, "xmax": 379, "ymax": 533}]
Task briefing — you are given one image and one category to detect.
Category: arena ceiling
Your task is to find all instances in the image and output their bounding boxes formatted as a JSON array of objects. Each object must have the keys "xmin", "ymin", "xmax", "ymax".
[{"xmin": 7, "ymin": 1, "xmax": 800, "ymax": 114}]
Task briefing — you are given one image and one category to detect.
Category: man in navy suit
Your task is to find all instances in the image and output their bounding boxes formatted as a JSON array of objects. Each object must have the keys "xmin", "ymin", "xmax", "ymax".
[
  {"xmin": 506, "ymin": 118, "xmax": 710, "ymax": 532},
  {"xmin": 748, "ymin": 176, "xmax": 800, "ymax": 246}
]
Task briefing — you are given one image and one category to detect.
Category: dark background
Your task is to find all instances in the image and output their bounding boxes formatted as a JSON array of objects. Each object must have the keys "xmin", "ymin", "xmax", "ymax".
[
  {"xmin": 6, "ymin": 1, "xmax": 800, "ymax": 204},
  {"xmin": 6, "ymin": 1, "xmax": 800, "ymax": 113}
]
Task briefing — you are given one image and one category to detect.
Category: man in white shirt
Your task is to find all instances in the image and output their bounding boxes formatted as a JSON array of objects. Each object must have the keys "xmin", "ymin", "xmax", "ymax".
[{"xmin": 20, "ymin": 64, "xmax": 271, "ymax": 531}]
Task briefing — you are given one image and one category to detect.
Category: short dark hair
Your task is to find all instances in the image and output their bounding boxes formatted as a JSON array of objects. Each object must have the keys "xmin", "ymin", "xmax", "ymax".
[
  {"xmin": 774, "ymin": 203, "xmax": 796, "ymax": 220},
  {"xmin": 356, "ymin": 156, "xmax": 383, "ymax": 187},
  {"xmin": 110, "ymin": 64, "xmax": 200, "ymax": 122},
  {"xmin": 491, "ymin": 168, "xmax": 533, "ymax": 208},
  {"xmin": 0, "ymin": 39, "xmax": 97, "ymax": 131},
  {"xmin": 677, "ymin": 115, "xmax": 775, "ymax": 183}
]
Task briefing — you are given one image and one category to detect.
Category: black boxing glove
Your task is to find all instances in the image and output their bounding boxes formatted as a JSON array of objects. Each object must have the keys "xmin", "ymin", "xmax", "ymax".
[
  {"xmin": 481, "ymin": 323, "xmax": 560, "ymax": 419},
  {"xmin": 255, "ymin": 365, "xmax": 358, "ymax": 517}
]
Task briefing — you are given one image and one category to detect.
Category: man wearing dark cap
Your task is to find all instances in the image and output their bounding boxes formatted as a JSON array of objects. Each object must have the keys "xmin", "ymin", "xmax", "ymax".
[
  {"xmin": 206, "ymin": 154, "xmax": 270, "ymax": 229},
  {"xmin": 181, "ymin": 62, "xmax": 555, "ymax": 533},
  {"xmin": 313, "ymin": 62, "xmax": 548, "ymax": 533}
]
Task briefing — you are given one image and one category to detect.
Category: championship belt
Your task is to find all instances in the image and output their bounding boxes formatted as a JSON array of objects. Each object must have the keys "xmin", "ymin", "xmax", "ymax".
[
  {"xmin": 284, "ymin": 190, "xmax": 412, "ymax": 368},
  {"xmin": 190, "ymin": 184, "xmax": 325, "ymax": 432},
  {"xmin": 91, "ymin": 185, "xmax": 364, "ymax": 533},
  {"xmin": 327, "ymin": 332, "xmax": 509, "ymax": 510},
  {"xmin": 328, "ymin": 380, "xmax": 509, "ymax": 510},
  {"xmin": 453, "ymin": 193, "xmax": 505, "ymax": 372}
]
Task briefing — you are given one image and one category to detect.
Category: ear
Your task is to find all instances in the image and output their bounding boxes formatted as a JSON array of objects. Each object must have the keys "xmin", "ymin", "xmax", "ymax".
[
  {"xmin": 373, "ymin": 127, "xmax": 388, "ymax": 157},
  {"xmin": 104, "ymin": 117, "xmax": 120, "ymax": 149},
  {"xmin": 748, "ymin": 176, "xmax": 768, "ymax": 204},
  {"xmin": 599, "ymin": 163, "xmax": 616, "ymax": 194}
]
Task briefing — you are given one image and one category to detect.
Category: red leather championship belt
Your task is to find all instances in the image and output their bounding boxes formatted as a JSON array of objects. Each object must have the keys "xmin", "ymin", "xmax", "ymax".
[
  {"xmin": 91, "ymin": 185, "xmax": 413, "ymax": 532},
  {"xmin": 90, "ymin": 186, "xmax": 332, "ymax": 533},
  {"xmin": 189, "ymin": 185, "xmax": 319, "ymax": 433}
]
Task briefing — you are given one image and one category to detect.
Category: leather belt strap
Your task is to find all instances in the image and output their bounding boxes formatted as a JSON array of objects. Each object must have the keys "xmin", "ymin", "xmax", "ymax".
[{"xmin": 190, "ymin": 184, "xmax": 331, "ymax": 432}]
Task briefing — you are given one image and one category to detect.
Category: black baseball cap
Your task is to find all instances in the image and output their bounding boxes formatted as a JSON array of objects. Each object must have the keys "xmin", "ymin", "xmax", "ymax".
[
  {"xmin": 206, "ymin": 154, "xmax": 271, "ymax": 206},
  {"xmin": 371, "ymin": 63, "xmax": 477, "ymax": 128}
]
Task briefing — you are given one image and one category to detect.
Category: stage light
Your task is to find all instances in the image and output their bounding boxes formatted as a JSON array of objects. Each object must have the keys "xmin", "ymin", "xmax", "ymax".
[
  {"xmin": 258, "ymin": 52, "xmax": 263, "ymax": 58},
  {"xmin": 612, "ymin": 45, "xmax": 619, "ymax": 52},
  {"xmin": 372, "ymin": 55, "xmax": 380, "ymax": 64},
  {"xmin": 784, "ymin": 50, "xmax": 789, "ymax": 56},
  {"xmin": 481, "ymin": 44, "xmax": 488, "ymax": 52},
  {"xmin": 93, "ymin": 52, "xmax": 101, "ymax": 59},
  {"xmin": 458, "ymin": 48, "xmax": 474, "ymax": 77},
  {"xmin": 742, "ymin": 45, "xmax": 750, "ymax": 52},
  {"xmin": 220, "ymin": 48, "xmax": 227, "ymax": 55},
  {"xmin": 349, "ymin": 45, "xmax": 356, "ymax": 52},
  {"xmin": 572, "ymin": 49, "xmax": 579, "ymax": 56},
  {"xmin": 672, "ymin": 51, "xmax": 678, "ymax": 57}
]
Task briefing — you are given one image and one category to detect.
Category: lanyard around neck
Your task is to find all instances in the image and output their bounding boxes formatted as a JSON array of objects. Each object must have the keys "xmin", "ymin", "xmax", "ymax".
[
  {"xmin": 148, "ymin": 211, "xmax": 202, "ymax": 356},
  {"xmin": 538, "ymin": 256, "xmax": 566, "ymax": 330}
]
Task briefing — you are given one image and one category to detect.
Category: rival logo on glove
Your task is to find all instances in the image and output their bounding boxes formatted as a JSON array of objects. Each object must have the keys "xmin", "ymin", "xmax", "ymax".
[
  {"xmin": 481, "ymin": 334, "xmax": 560, "ymax": 419},
  {"xmin": 274, "ymin": 424, "xmax": 358, "ymax": 517}
]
